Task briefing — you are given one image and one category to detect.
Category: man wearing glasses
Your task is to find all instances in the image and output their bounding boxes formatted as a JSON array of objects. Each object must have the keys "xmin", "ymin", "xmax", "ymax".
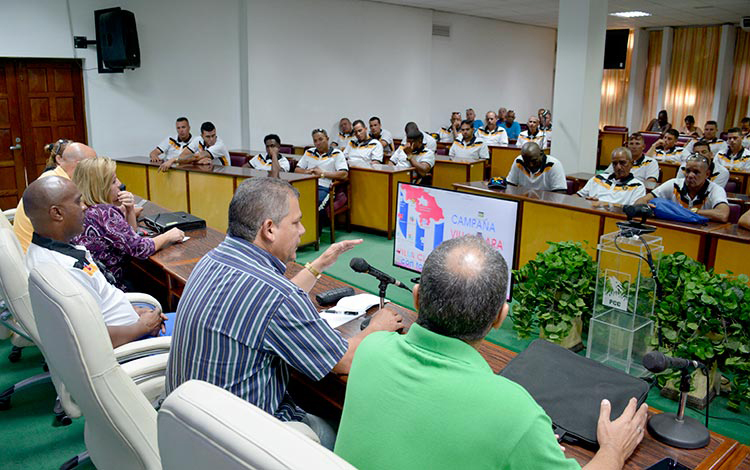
[
  {"xmin": 637, "ymin": 154, "xmax": 729, "ymax": 223},
  {"xmin": 246, "ymin": 134, "xmax": 291, "ymax": 178},
  {"xmin": 677, "ymin": 140, "xmax": 729, "ymax": 189}
]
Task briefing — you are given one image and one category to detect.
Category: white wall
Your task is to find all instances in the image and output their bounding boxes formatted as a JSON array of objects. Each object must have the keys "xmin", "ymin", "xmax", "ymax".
[
  {"xmin": 246, "ymin": 0, "xmax": 433, "ymax": 147},
  {"xmin": 430, "ymin": 12, "xmax": 556, "ymax": 130},
  {"xmin": 68, "ymin": 0, "xmax": 243, "ymax": 156},
  {"xmin": 0, "ymin": 0, "xmax": 557, "ymax": 152},
  {"xmin": 0, "ymin": 0, "xmax": 74, "ymax": 58}
]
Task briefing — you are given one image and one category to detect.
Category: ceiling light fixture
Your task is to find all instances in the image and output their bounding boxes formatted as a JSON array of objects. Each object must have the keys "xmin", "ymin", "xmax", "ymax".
[{"xmin": 610, "ymin": 11, "xmax": 652, "ymax": 18}]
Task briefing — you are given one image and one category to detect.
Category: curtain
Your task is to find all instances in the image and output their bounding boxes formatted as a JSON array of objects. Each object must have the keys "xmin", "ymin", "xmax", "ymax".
[
  {"xmin": 599, "ymin": 30, "xmax": 634, "ymax": 129},
  {"xmin": 725, "ymin": 28, "xmax": 750, "ymax": 129},
  {"xmin": 640, "ymin": 30, "xmax": 663, "ymax": 130},
  {"xmin": 663, "ymin": 26, "xmax": 721, "ymax": 130}
]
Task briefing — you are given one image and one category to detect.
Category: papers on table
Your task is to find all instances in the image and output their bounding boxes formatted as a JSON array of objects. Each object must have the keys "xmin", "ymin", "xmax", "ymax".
[{"xmin": 319, "ymin": 293, "xmax": 390, "ymax": 328}]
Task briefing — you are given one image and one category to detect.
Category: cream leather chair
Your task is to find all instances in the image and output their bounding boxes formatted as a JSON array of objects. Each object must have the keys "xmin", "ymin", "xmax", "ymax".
[
  {"xmin": 158, "ymin": 380, "xmax": 355, "ymax": 470},
  {"xmin": 0, "ymin": 228, "xmax": 169, "ymax": 415},
  {"xmin": 29, "ymin": 262, "xmax": 170, "ymax": 470}
]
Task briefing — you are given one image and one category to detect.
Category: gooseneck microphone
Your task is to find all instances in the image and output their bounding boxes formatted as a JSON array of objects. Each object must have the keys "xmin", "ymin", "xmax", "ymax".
[
  {"xmin": 349, "ymin": 258, "xmax": 412, "ymax": 292},
  {"xmin": 642, "ymin": 351, "xmax": 705, "ymax": 373}
]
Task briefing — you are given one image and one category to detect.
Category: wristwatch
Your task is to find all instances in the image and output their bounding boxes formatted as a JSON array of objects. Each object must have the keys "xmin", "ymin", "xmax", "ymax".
[
  {"xmin": 304, "ymin": 262, "xmax": 322, "ymax": 279},
  {"xmin": 690, "ymin": 207, "xmax": 698, "ymax": 213}
]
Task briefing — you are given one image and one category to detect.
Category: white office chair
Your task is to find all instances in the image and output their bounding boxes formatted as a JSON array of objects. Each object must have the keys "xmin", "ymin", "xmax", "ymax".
[
  {"xmin": 0, "ymin": 228, "xmax": 170, "ymax": 417},
  {"xmin": 158, "ymin": 380, "xmax": 356, "ymax": 470},
  {"xmin": 29, "ymin": 263, "xmax": 170, "ymax": 470}
]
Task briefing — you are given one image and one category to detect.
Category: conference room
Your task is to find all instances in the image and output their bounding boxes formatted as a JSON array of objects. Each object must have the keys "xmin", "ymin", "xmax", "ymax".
[{"xmin": 1, "ymin": 0, "xmax": 750, "ymax": 469}]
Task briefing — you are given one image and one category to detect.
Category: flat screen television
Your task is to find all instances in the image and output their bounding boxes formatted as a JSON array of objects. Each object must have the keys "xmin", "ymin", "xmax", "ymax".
[{"xmin": 393, "ymin": 182, "xmax": 520, "ymax": 300}]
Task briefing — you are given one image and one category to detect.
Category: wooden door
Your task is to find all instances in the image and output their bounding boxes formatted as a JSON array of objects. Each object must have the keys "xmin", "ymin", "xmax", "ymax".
[
  {"xmin": 16, "ymin": 59, "xmax": 87, "ymax": 181},
  {"xmin": 0, "ymin": 59, "xmax": 87, "ymax": 210},
  {"xmin": 0, "ymin": 62, "xmax": 25, "ymax": 210}
]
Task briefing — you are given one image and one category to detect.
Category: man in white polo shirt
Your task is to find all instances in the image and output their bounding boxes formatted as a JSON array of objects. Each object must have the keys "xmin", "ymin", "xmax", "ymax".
[
  {"xmin": 637, "ymin": 155, "xmax": 729, "ymax": 223},
  {"xmin": 23, "ymin": 176, "xmax": 170, "ymax": 348},
  {"xmin": 506, "ymin": 142, "xmax": 567, "ymax": 192},
  {"xmin": 677, "ymin": 140, "xmax": 729, "ymax": 188},
  {"xmin": 682, "ymin": 121, "xmax": 727, "ymax": 157},
  {"xmin": 577, "ymin": 147, "xmax": 646, "ymax": 205},
  {"xmin": 715, "ymin": 128, "xmax": 750, "ymax": 171},
  {"xmin": 605, "ymin": 133, "xmax": 659, "ymax": 183},
  {"xmin": 439, "ymin": 112, "xmax": 462, "ymax": 144},
  {"xmin": 646, "ymin": 129, "xmax": 684, "ymax": 162},
  {"xmin": 449, "ymin": 120, "xmax": 489, "ymax": 160},
  {"xmin": 332, "ymin": 118, "xmax": 354, "ymax": 150},
  {"xmin": 516, "ymin": 116, "xmax": 548, "ymax": 150},
  {"xmin": 344, "ymin": 120, "xmax": 384, "ymax": 167},
  {"xmin": 246, "ymin": 133, "xmax": 291, "ymax": 178},
  {"xmin": 296, "ymin": 128, "xmax": 349, "ymax": 205},
  {"xmin": 476, "ymin": 111, "xmax": 509, "ymax": 147},
  {"xmin": 369, "ymin": 117, "xmax": 394, "ymax": 157},
  {"xmin": 149, "ymin": 117, "xmax": 199, "ymax": 163},
  {"xmin": 158, "ymin": 121, "xmax": 231, "ymax": 172},
  {"xmin": 390, "ymin": 123, "xmax": 435, "ymax": 179}
]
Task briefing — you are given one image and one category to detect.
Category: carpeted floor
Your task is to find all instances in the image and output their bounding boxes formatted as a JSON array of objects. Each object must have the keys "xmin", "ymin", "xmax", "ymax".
[{"xmin": 1, "ymin": 228, "xmax": 748, "ymax": 469}]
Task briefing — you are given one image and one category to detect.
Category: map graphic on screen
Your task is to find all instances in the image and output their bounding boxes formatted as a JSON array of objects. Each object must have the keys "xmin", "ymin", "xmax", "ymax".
[{"xmin": 394, "ymin": 183, "xmax": 519, "ymax": 299}]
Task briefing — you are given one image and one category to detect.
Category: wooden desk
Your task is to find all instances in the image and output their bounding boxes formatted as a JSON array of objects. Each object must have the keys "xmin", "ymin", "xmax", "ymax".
[
  {"xmin": 453, "ymin": 181, "xmax": 731, "ymax": 268},
  {"xmin": 717, "ymin": 445, "xmax": 750, "ymax": 469},
  {"xmin": 132, "ymin": 198, "xmax": 740, "ymax": 469},
  {"xmin": 432, "ymin": 157, "xmax": 485, "ymax": 189},
  {"xmin": 348, "ymin": 164, "xmax": 412, "ymax": 239},
  {"xmin": 113, "ymin": 156, "xmax": 319, "ymax": 248},
  {"xmin": 706, "ymin": 224, "xmax": 750, "ymax": 275},
  {"xmin": 488, "ymin": 145, "xmax": 520, "ymax": 178}
]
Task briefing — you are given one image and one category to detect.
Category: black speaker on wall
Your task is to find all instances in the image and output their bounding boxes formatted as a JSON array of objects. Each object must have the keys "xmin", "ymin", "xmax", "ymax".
[
  {"xmin": 95, "ymin": 7, "xmax": 140, "ymax": 73},
  {"xmin": 603, "ymin": 29, "xmax": 629, "ymax": 70}
]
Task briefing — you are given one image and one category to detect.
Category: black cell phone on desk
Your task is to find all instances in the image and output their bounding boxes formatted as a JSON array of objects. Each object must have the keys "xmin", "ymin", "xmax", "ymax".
[{"xmin": 644, "ymin": 457, "xmax": 691, "ymax": 470}]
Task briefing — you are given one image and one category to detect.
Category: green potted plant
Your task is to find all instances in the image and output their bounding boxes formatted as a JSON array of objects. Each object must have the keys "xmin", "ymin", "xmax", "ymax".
[
  {"xmin": 512, "ymin": 241, "xmax": 596, "ymax": 351},
  {"xmin": 653, "ymin": 252, "xmax": 750, "ymax": 411}
]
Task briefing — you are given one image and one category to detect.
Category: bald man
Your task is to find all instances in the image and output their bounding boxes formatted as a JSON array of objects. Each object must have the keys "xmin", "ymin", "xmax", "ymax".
[
  {"xmin": 13, "ymin": 142, "xmax": 96, "ymax": 252},
  {"xmin": 506, "ymin": 142, "xmax": 567, "ymax": 192},
  {"xmin": 23, "ymin": 176, "xmax": 171, "ymax": 348},
  {"xmin": 577, "ymin": 148, "xmax": 646, "ymax": 205}
]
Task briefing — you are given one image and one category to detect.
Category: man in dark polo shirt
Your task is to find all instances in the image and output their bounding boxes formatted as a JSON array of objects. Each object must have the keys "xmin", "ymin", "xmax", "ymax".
[{"xmin": 166, "ymin": 177, "xmax": 402, "ymax": 449}]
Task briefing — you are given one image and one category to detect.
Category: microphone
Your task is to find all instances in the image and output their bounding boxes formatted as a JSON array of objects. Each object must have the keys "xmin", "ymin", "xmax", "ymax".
[
  {"xmin": 350, "ymin": 258, "xmax": 411, "ymax": 292},
  {"xmin": 623, "ymin": 203, "xmax": 653, "ymax": 222},
  {"xmin": 642, "ymin": 351, "xmax": 705, "ymax": 373}
]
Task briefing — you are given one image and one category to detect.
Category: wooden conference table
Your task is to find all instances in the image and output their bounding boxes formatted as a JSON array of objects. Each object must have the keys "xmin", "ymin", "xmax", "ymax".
[{"xmin": 132, "ymin": 199, "xmax": 743, "ymax": 469}]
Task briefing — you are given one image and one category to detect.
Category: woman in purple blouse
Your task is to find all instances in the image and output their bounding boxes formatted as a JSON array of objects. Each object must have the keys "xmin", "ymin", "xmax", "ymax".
[{"xmin": 71, "ymin": 156, "xmax": 184, "ymax": 290}]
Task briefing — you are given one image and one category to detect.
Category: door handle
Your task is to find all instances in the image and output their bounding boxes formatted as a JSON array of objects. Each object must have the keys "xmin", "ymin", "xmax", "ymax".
[{"xmin": 9, "ymin": 144, "xmax": 21, "ymax": 150}]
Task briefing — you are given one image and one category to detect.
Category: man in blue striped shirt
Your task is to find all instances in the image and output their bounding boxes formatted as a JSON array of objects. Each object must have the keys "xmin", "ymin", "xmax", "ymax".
[{"xmin": 166, "ymin": 177, "xmax": 403, "ymax": 449}]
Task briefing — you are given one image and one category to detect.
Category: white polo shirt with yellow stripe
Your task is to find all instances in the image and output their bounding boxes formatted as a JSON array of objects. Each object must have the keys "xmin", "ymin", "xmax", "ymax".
[
  {"xmin": 651, "ymin": 178, "xmax": 728, "ymax": 211},
  {"xmin": 297, "ymin": 147, "xmax": 348, "ymax": 188},
  {"xmin": 390, "ymin": 144, "xmax": 435, "ymax": 169},
  {"xmin": 343, "ymin": 137, "xmax": 384, "ymax": 167},
  {"xmin": 156, "ymin": 134, "xmax": 199, "ymax": 161},
  {"xmin": 187, "ymin": 137, "xmax": 230, "ymax": 166},
  {"xmin": 439, "ymin": 126, "xmax": 457, "ymax": 143},
  {"xmin": 715, "ymin": 147, "xmax": 750, "ymax": 171},
  {"xmin": 606, "ymin": 155, "xmax": 659, "ymax": 182},
  {"xmin": 506, "ymin": 154, "xmax": 567, "ymax": 192},
  {"xmin": 653, "ymin": 145, "xmax": 685, "ymax": 162},
  {"xmin": 516, "ymin": 130, "xmax": 548, "ymax": 150},
  {"xmin": 449, "ymin": 136, "xmax": 489, "ymax": 160},
  {"xmin": 577, "ymin": 173, "xmax": 646, "ymax": 205},
  {"xmin": 333, "ymin": 131, "xmax": 353, "ymax": 150},
  {"xmin": 682, "ymin": 138, "xmax": 727, "ymax": 157},
  {"xmin": 476, "ymin": 126, "xmax": 509, "ymax": 147},
  {"xmin": 247, "ymin": 153, "xmax": 291, "ymax": 172}
]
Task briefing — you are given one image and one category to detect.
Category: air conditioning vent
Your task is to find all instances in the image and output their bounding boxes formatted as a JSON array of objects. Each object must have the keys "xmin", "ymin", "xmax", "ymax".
[{"xmin": 432, "ymin": 24, "xmax": 450, "ymax": 37}]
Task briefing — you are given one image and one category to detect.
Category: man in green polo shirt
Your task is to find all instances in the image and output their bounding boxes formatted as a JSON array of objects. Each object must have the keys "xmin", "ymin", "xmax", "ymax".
[{"xmin": 334, "ymin": 235, "xmax": 648, "ymax": 469}]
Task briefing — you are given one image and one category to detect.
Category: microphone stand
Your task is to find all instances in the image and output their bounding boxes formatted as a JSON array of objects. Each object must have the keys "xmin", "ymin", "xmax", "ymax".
[
  {"xmin": 647, "ymin": 369, "xmax": 710, "ymax": 449},
  {"xmin": 360, "ymin": 279, "xmax": 390, "ymax": 330}
]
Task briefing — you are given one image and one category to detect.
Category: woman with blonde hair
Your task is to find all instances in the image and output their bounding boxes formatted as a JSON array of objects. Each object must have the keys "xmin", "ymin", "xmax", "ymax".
[{"xmin": 71, "ymin": 156, "xmax": 184, "ymax": 290}]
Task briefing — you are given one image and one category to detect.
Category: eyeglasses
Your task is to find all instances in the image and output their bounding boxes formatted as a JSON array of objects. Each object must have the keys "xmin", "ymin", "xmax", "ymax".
[
  {"xmin": 53, "ymin": 139, "xmax": 72, "ymax": 156},
  {"xmin": 312, "ymin": 128, "xmax": 327, "ymax": 135},
  {"xmin": 686, "ymin": 153, "xmax": 709, "ymax": 165}
]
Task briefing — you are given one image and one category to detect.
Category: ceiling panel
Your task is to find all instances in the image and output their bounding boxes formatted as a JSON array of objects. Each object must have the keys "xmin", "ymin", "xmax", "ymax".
[{"xmin": 370, "ymin": 0, "xmax": 749, "ymax": 29}]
